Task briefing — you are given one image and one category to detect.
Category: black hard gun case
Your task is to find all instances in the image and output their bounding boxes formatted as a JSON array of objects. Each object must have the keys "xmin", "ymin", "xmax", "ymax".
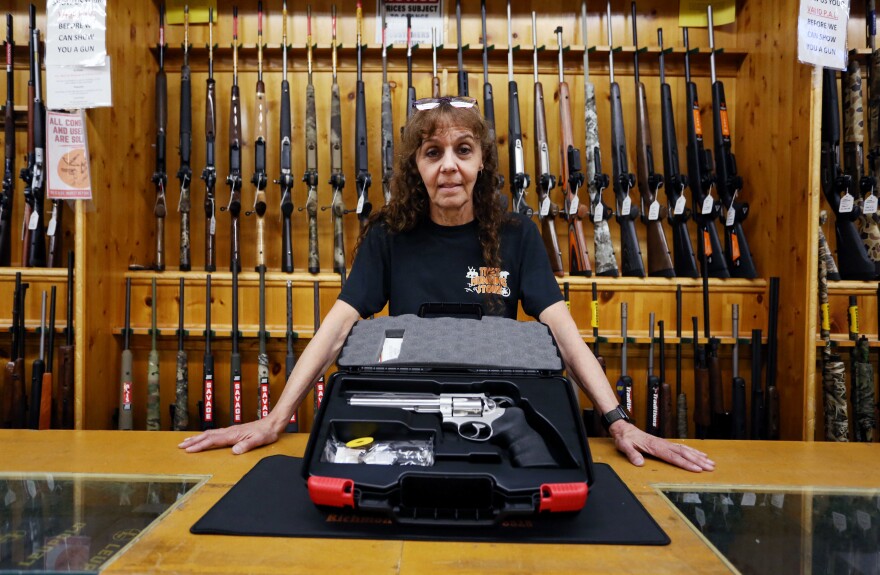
[{"xmin": 301, "ymin": 309, "xmax": 595, "ymax": 526}]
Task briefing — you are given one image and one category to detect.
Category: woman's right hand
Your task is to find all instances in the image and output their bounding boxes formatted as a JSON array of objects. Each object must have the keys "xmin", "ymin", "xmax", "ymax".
[{"xmin": 177, "ymin": 415, "xmax": 284, "ymax": 454}]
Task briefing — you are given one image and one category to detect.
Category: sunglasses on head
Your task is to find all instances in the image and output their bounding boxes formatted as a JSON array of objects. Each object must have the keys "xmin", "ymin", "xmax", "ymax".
[{"xmin": 411, "ymin": 96, "xmax": 480, "ymax": 112}]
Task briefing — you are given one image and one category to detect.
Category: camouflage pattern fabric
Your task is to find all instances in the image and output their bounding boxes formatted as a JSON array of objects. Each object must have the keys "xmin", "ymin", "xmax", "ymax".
[
  {"xmin": 823, "ymin": 342, "xmax": 849, "ymax": 442},
  {"xmin": 147, "ymin": 350, "xmax": 160, "ymax": 431},
  {"xmin": 851, "ymin": 336, "xmax": 875, "ymax": 442},
  {"xmin": 174, "ymin": 351, "xmax": 189, "ymax": 431},
  {"xmin": 818, "ymin": 210, "xmax": 839, "ymax": 281}
]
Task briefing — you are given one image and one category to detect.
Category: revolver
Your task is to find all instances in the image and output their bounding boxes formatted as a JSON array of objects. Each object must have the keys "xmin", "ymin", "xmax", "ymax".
[{"xmin": 346, "ymin": 392, "xmax": 557, "ymax": 468}]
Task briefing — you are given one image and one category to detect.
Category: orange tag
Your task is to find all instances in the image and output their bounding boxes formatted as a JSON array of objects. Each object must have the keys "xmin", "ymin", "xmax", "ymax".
[
  {"xmin": 731, "ymin": 232, "xmax": 741, "ymax": 260},
  {"xmin": 693, "ymin": 104, "xmax": 703, "ymax": 137},
  {"xmin": 703, "ymin": 230, "xmax": 713, "ymax": 256},
  {"xmin": 720, "ymin": 105, "xmax": 730, "ymax": 137}
]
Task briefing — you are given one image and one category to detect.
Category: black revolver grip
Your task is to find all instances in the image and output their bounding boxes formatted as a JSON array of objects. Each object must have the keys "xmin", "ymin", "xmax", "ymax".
[{"xmin": 492, "ymin": 407, "xmax": 557, "ymax": 468}]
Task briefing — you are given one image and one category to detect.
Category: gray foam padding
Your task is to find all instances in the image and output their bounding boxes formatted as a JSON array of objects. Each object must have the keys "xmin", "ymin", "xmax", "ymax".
[{"xmin": 336, "ymin": 315, "xmax": 563, "ymax": 372}]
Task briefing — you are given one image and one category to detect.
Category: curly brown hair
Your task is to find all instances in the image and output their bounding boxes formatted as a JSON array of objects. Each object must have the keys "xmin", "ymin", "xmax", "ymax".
[{"xmin": 357, "ymin": 101, "xmax": 505, "ymax": 273}]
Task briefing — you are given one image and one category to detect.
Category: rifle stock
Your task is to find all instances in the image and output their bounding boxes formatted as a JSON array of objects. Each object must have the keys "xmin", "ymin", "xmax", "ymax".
[
  {"xmin": 223, "ymin": 7, "xmax": 242, "ymax": 273},
  {"xmin": 152, "ymin": 4, "xmax": 168, "ymax": 271},
  {"xmin": 2, "ymin": 14, "xmax": 14, "ymax": 267},
  {"xmin": 301, "ymin": 5, "xmax": 320, "ymax": 274},
  {"xmin": 177, "ymin": 6, "xmax": 193, "ymax": 272},
  {"xmin": 327, "ymin": 7, "xmax": 347, "ymax": 280}
]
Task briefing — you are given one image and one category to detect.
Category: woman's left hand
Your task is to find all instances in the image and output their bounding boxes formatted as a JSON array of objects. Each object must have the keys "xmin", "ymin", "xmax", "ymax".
[{"xmin": 608, "ymin": 421, "xmax": 715, "ymax": 472}]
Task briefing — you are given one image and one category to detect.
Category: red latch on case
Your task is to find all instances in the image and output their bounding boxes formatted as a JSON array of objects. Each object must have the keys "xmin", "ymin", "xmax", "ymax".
[
  {"xmin": 538, "ymin": 482, "xmax": 588, "ymax": 512},
  {"xmin": 307, "ymin": 476, "xmax": 355, "ymax": 508}
]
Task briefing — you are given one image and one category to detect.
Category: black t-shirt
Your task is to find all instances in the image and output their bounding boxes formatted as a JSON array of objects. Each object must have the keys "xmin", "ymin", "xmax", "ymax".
[{"xmin": 338, "ymin": 213, "xmax": 563, "ymax": 319}]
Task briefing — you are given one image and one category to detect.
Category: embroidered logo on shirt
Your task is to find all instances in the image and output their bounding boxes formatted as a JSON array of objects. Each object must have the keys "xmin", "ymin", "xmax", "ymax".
[{"xmin": 465, "ymin": 266, "xmax": 511, "ymax": 297}]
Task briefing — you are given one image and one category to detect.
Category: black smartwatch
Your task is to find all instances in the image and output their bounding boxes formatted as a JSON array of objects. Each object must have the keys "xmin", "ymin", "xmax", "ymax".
[{"xmin": 601, "ymin": 406, "xmax": 632, "ymax": 431}]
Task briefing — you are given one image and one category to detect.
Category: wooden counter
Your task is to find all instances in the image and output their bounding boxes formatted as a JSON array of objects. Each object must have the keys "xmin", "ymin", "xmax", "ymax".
[{"xmin": 3, "ymin": 431, "xmax": 879, "ymax": 574}]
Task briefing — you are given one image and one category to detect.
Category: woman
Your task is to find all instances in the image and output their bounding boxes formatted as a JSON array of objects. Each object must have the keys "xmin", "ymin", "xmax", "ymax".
[{"xmin": 180, "ymin": 97, "xmax": 714, "ymax": 473}]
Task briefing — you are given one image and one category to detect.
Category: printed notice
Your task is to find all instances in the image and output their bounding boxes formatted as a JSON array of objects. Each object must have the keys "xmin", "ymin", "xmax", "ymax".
[
  {"xmin": 375, "ymin": 0, "xmax": 444, "ymax": 46},
  {"xmin": 46, "ymin": 110, "xmax": 93, "ymax": 200},
  {"xmin": 47, "ymin": 0, "xmax": 107, "ymax": 67},
  {"xmin": 798, "ymin": 0, "xmax": 850, "ymax": 70},
  {"xmin": 47, "ymin": 56, "xmax": 112, "ymax": 110},
  {"xmin": 679, "ymin": 0, "xmax": 735, "ymax": 27}
]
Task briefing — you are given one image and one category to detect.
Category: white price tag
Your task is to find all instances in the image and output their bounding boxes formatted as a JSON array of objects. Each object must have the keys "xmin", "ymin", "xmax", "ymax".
[
  {"xmin": 683, "ymin": 493, "xmax": 701, "ymax": 504},
  {"xmin": 4, "ymin": 489, "xmax": 15, "ymax": 506},
  {"xmin": 832, "ymin": 511, "xmax": 847, "ymax": 532},
  {"xmin": 648, "ymin": 200, "xmax": 660, "ymax": 221},
  {"xmin": 726, "ymin": 206, "xmax": 736, "ymax": 227},
  {"xmin": 857, "ymin": 510, "xmax": 871, "ymax": 530},
  {"xmin": 621, "ymin": 196, "xmax": 632, "ymax": 217},
  {"xmin": 721, "ymin": 495, "xmax": 734, "ymax": 506},
  {"xmin": 47, "ymin": 476, "xmax": 55, "ymax": 491},
  {"xmin": 593, "ymin": 202, "xmax": 603, "ymax": 223},
  {"xmin": 771, "ymin": 493, "xmax": 785, "ymax": 509},
  {"xmin": 865, "ymin": 194, "xmax": 878, "ymax": 215},
  {"xmin": 702, "ymin": 196, "xmax": 714, "ymax": 215},
  {"xmin": 28, "ymin": 211, "xmax": 39, "ymax": 230},
  {"xmin": 674, "ymin": 195, "xmax": 686, "ymax": 215},
  {"xmin": 47, "ymin": 216, "xmax": 57, "ymax": 237},
  {"xmin": 694, "ymin": 507, "xmax": 706, "ymax": 528},
  {"xmin": 210, "ymin": 216, "xmax": 216, "ymax": 236},
  {"xmin": 569, "ymin": 195, "xmax": 580, "ymax": 215},
  {"xmin": 356, "ymin": 194, "xmax": 365, "ymax": 214},
  {"xmin": 540, "ymin": 196, "xmax": 550, "ymax": 217},
  {"xmin": 840, "ymin": 192, "xmax": 854, "ymax": 214},
  {"xmin": 26, "ymin": 480, "xmax": 37, "ymax": 499},
  {"xmin": 741, "ymin": 492, "xmax": 756, "ymax": 507}
]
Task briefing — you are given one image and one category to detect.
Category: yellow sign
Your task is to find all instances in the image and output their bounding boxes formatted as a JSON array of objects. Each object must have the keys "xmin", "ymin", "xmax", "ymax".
[
  {"xmin": 166, "ymin": 0, "xmax": 216, "ymax": 25},
  {"xmin": 679, "ymin": 0, "xmax": 736, "ymax": 27}
]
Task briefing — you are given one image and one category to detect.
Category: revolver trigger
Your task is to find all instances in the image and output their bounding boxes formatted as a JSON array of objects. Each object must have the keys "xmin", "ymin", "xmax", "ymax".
[{"xmin": 459, "ymin": 421, "xmax": 492, "ymax": 441}]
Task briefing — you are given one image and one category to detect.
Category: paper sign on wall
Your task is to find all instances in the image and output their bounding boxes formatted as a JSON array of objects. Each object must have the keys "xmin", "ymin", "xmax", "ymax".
[
  {"xmin": 47, "ymin": 57, "xmax": 112, "ymax": 110},
  {"xmin": 797, "ymin": 0, "xmax": 850, "ymax": 70},
  {"xmin": 46, "ymin": 0, "xmax": 107, "ymax": 67},
  {"xmin": 375, "ymin": 0, "xmax": 444, "ymax": 46},
  {"xmin": 46, "ymin": 110, "xmax": 93, "ymax": 201}
]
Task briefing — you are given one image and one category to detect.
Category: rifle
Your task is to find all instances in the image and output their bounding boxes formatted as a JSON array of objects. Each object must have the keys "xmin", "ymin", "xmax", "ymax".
[
  {"xmin": 325, "ymin": 6, "xmax": 347, "ymax": 281},
  {"xmin": 819, "ymin": 226, "xmax": 846, "ymax": 440},
  {"xmin": 456, "ymin": 0, "xmax": 468, "ymax": 96},
  {"xmin": 57, "ymin": 251, "xmax": 74, "ymax": 429},
  {"xmin": 684, "ymin": 28, "xmax": 728, "ymax": 279},
  {"xmin": 177, "ymin": 6, "xmax": 193, "ymax": 272},
  {"xmin": 230, "ymin": 261, "xmax": 242, "ymax": 425},
  {"xmin": 313, "ymin": 281, "xmax": 325, "ymax": 411},
  {"xmin": 818, "ymin": 211, "xmax": 841, "ymax": 280},
  {"xmin": 432, "ymin": 28, "xmax": 440, "ymax": 98},
  {"xmin": 3, "ymin": 274, "xmax": 23, "ymax": 428},
  {"xmin": 201, "ymin": 275, "xmax": 215, "ymax": 430},
  {"xmin": 285, "ymin": 280, "xmax": 298, "ymax": 432},
  {"xmin": 751, "ymin": 327, "xmax": 765, "ymax": 440},
  {"xmin": 278, "ymin": 0, "xmax": 295, "ymax": 272},
  {"xmin": 730, "ymin": 304, "xmax": 746, "ymax": 439},
  {"xmin": 19, "ymin": 8, "xmax": 34, "ymax": 268},
  {"xmin": 146, "ymin": 278, "xmax": 160, "ymax": 431},
  {"xmin": 659, "ymin": 319, "xmax": 674, "ymax": 438},
  {"xmin": 173, "ymin": 277, "xmax": 189, "ymax": 431},
  {"xmin": 381, "ymin": 4, "xmax": 393, "ymax": 206},
  {"xmin": 703, "ymin": 251, "xmax": 729, "ymax": 438},
  {"xmin": 531, "ymin": 14, "xmax": 562, "ymax": 277},
  {"xmin": 482, "ymin": 3, "xmax": 505, "ymax": 204},
  {"xmin": 406, "ymin": 15, "xmax": 416, "ymax": 122},
  {"xmin": 151, "ymin": 4, "xmax": 168, "ymax": 272},
  {"xmin": 765, "ymin": 277, "xmax": 780, "ymax": 439},
  {"xmin": 40, "ymin": 285, "xmax": 55, "ymax": 429},
  {"xmin": 1, "ymin": 15, "xmax": 14, "ymax": 267},
  {"xmin": 606, "ymin": 2, "xmax": 644, "ymax": 277},
  {"xmin": 631, "ymin": 4, "xmax": 673, "ymax": 278},
  {"xmin": 555, "ymin": 26, "xmax": 591, "ymax": 277},
  {"xmin": 257, "ymin": 267, "xmax": 270, "ymax": 420},
  {"xmin": 12, "ymin": 279, "xmax": 28, "ymax": 427},
  {"xmin": 867, "ymin": 0, "xmax": 880, "ymax": 244},
  {"xmin": 675, "ymin": 284, "xmax": 688, "ymax": 439},
  {"xmin": 507, "ymin": 1, "xmax": 532, "ymax": 218},
  {"xmin": 616, "ymin": 302, "xmax": 633, "ymax": 421},
  {"xmin": 300, "ymin": 5, "xmax": 320, "ymax": 273},
  {"xmin": 583, "ymin": 1, "xmax": 617, "ymax": 278},
  {"xmin": 646, "ymin": 312, "xmax": 660, "ymax": 436},
  {"xmin": 202, "ymin": 7, "xmax": 217, "ymax": 272},
  {"xmin": 354, "ymin": 1, "xmax": 372, "ymax": 228},
  {"xmin": 247, "ymin": 2, "xmax": 269, "ymax": 272},
  {"xmin": 118, "ymin": 279, "xmax": 133, "ymax": 430},
  {"xmin": 708, "ymin": 7, "xmax": 756, "ymax": 278},
  {"xmin": 222, "ymin": 6, "xmax": 242, "ymax": 273},
  {"xmin": 693, "ymin": 315, "xmax": 710, "ymax": 439},
  {"xmin": 659, "ymin": 28, "xmax": 698, "ymax": 278},
  {"xmin": 853, "ymin": 334, "xmax": 875, "ymax": 442},
  {"xmin": 26, "ymin": 16, "xmax": 46, "ymax": 268}
]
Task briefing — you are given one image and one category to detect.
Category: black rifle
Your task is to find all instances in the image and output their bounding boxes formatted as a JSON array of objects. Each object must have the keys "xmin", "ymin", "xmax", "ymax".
[
  {"xmin": 765, "ymin": 277, "xmax": 780, "ymax": 439},
  {"xmin": 632, "ymin": 3, "xmax": 673, "ymax": 278},
  {"xmin": 285, "ymin": 280, "xmax": 298, "ymax": 432},
  {"xmin": 173, "ymin": 278, "xmax": 189, "ymax": 431},
  {"xmin": 313, "ymin": 282, "xmax": 325, "ymax": 411},
  {"xmin": 867, "ymin": 0, "xmax": 880, "ymax": 240},
  {"xmin": 708, "ymin": 7, "xmax": 756, "ymax": 278},
  {"xmin": 230, "ymin": 262, "xmax": 242, "ymax": 425},
  {"xmin": 684, "ymin": 28, "xmax": 728, "ymax": 278},
  {"xmin": 146, "ymin": 278, "xmax": 160, "ymax": 431},
  {"xmin": 257, "ymin": 267, "xmax": 270, "ymax": 420},
  {"xmin": 118, "ymin": 278, "xmax": 133, "ymax": 430},
  {"xmin": 177, "ymin": 6, "xmax": 193, "ymax": 272},
  {"xmin": 1, "ymin": 15, "xmax": 14, "ymax": 267},
  {"xmin": 300, "ymin": 5, "xmax": 320, "ymax": 273},
  {"xmin": 703, "ymin": 251, "xmax": 730, "ymax": 438},
  {"xmin": 19, "ymin": 9, "xmax": 35, "ymax": 268},
  {"xmin": 12, "ymin": 277, "xmax": 28, "ymax": 427},
  {"xmin": 659, "ymin": 320, "xmax": 674, "ymax": 438},
  {"xmin": 482, "ymin": 2, "xmax": 497, "ymax": 148},
  {"xmin": 730, "ymin": 304, "xmax": 746, "ymax": 439},
  {"xmin": 355, "ymin": 1, "xmax": 372, "ymax": 228},
  {"xmin": 606, "ymin": 1, "xmax": 644, "ymax": 277},
  {"xmin": 659, "ymin": 28, "xmax": 698, "ymax": 278},
  {"xmin": 278, "ymin": 0, "xmax": 295, "ymax": 272},
  {"xmin": 556, "ymin": 26, "xmax": 592, "ymax": 277},
  {"xmin": 26, "ymin": 16, "xmax": 46, "ymax": 268},
  {"xmin": 532, "ymin": 14, "xmax": 562, "ymax": 276},
  {"xmin": 405, "ymin": 15, "xmax": 416, "ymax": 122},
  {"xmin": 381, "ymin": 4, "xmax": 393, "ymax": 206},
  {"xmin": 2, "ymin": 274, "xmax": 22, "ymax": 427},
  {"xmin": 456, "ymin": 0, "xmax": 468, "ymax": 96},
  {"xmin": 247, "ymin": 2, "xmax": 268, "ymax": 272},
  {"xmin": 325, "ymin": 6, "xmax": 347, "ymax": 281},
  {"xmin": 646, "ymin": 312, "xmax": 660, "ymax": 436},
  {"xmin": 693, "ymin": 315, "xmax": 709, "ymax": 439},
  {"xmin": 28, "ymin": 291, "xmax": 46, "ymax": 429},
  {"xmin": 40, "ymin": 285, "xmax": 55, "ymax": 429},
  {"xmin": 507, "ymin": 1, "xmax": 532, "ymax": 218},
  {"xmin": 202, "ymin": 7, "xmax": 217, "ymax": 272},
  {"xmin": 675, "ymin": 284, "xmax": 688, "ymax": 439},
  {"xmin": 57, "ymin": 252, "xmax": 74, "ymax": 429},
  {"xmin": 201, "ymin": 275, "xmax": 215, "ymax": 430},
  {"xmin": 750, "ymin": 328, "xmax": 764, "ymax": 439},
  {"xmin": 616, "ymin": 302, "xmax": 633, "ymax": 421},
  {"xmin": 222, "ymin": 7, "xmax": 243, "ymax": 273},
  {"xmin": 152, "ymin": 4, "xmax": 168, "ymax": 271}
]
